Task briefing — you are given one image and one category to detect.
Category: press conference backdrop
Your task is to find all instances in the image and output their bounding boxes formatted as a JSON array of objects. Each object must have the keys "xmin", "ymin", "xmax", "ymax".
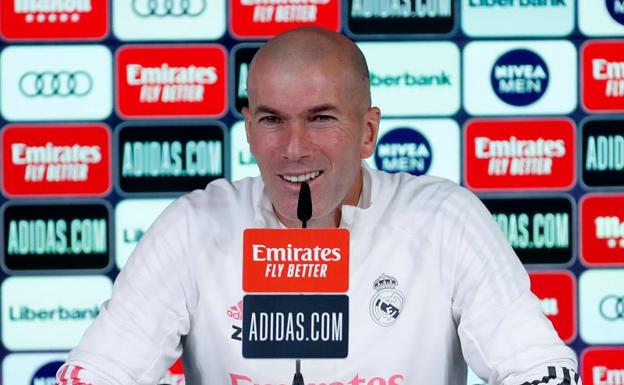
[{"xmin": 0, "ymin": 0, "xmax": 623, "ymax": 384}]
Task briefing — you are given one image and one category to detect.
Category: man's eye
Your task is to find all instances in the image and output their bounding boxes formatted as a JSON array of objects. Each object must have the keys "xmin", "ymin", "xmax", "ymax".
[
  {"xmin": 313, "ymin": 115, "xmax": 335, "ymax": 122},
  {"xmin": 259, "ymin": 116, "xmax": 280, "ymax": 124}
]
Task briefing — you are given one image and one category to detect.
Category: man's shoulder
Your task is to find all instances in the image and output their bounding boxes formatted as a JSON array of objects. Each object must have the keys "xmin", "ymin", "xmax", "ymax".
[{"xmin": 370, "ymin": 168, "xmax": 465, "ymax": 208}]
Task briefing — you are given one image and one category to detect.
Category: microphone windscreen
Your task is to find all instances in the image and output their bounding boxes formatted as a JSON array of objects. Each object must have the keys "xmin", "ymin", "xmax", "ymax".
[{"xmin": 297, "ymin": 181, "xmax": 312, "ymax": 223}]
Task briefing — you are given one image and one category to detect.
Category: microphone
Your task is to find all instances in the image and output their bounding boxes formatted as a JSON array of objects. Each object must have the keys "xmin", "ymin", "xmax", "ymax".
[
  {"xmin": 297, "ymin": 181, "xmax": 312, "ymax": 229},
  {"xmin": 292, "ymin": 181, "xmax": 311, "ymax": 385}
]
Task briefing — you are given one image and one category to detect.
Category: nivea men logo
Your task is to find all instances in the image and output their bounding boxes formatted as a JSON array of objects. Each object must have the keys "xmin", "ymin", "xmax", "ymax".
[
  {"xmin": 607, "ymin": 0, "xmax": 624, "ymax": 25},
  {"xmin": 243, "ymin": 295, "xmax": 348, "ymax": 358},
  {"xmin": 347, "ymin": 0, "xmax": 454, "ymax": 35},
  {"xmin": 19, "ymin": 71, "xmax": 92, "ymax": 97},
  {"xmin": 2, "ymin": 202, "xmax": 110, "ymax": 272},
  {"xmin": 1, "ymin": 276, "xmax": 112, "ymax": 350},
  {"xmin": 30, "ymin": 360, "xmax": 64, "ymax": 385},
  {"xmin": 116, "ymin": 123, "xmax": 225, "ymax": 194},
  {"xmin": 582, "ymin": 120, "xmax": 624, "ymax": 187},
  {"xmin": 133, "ymin": 0, "xmax": 206, "ymax": 16},
  {"xmin": 491, "ymin": 49, "xmax": 549, "ymax": 106},
  {"xmin": 232, "ymin": 45, "xmax": 260, "ymax": 115},
  {"xmin": 0, "ymin": 45, "xmax": 112, "ymax": 121},
  {"xmin": 374, "ymin": 127, "xmax": 432, "ymax": 175},
  {"xmin": 2, "ymin": 354, "xmax": 69, "ymax": 385},
  {"xmin": 482, "ymin": 197, "xmax": 573, "ymax": 265}
]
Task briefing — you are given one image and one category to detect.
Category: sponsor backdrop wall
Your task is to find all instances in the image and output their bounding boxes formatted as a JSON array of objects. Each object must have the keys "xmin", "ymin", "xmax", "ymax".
[{"xmin": 0, "ymin": 0, "xmax": 623, "ymax": 384}]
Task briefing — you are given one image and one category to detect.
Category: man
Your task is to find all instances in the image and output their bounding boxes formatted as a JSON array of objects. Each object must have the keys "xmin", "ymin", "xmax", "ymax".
[{"xmin": 57, "ymin": 27, "xmax": 579, "ymax": 385}]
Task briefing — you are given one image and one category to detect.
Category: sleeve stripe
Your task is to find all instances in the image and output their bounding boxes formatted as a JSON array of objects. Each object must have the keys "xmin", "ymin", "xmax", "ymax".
[
  {"xmin": 56, "ymin": 365, "xmax": 95, "ymax": 385},
  {"xmin": 520, "ymin": 366, "xmax": 581, "ymax": 385}
]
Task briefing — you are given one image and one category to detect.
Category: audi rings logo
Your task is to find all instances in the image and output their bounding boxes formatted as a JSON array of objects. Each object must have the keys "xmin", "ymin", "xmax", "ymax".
[
  {"xmin": 600, "ymin": 295, "xmax": 624, "ymax": 321},
  {"xmin": 132, "ymin": 0, "xmax": 206, "ymax": 17},
  {"xmin": 19, "ymin": 71, "xmax": 93, "ymax": 97}
]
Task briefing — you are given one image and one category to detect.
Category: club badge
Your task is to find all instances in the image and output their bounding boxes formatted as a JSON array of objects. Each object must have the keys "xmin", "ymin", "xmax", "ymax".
[{"xmin": 370, "ymin": 274, "xmax": 405, "ymax": 327}]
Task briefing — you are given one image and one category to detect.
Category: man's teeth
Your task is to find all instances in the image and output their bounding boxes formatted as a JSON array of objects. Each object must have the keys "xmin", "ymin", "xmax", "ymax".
[{"xmin": 282, "ymin": 171, "xmax": 321, "ymax": 183}]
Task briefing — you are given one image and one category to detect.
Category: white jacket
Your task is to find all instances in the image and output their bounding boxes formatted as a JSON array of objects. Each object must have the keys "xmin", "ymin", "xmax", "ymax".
[{"xmin": 57, "ymin": 167, "xmax": 579, "ymax": 385}]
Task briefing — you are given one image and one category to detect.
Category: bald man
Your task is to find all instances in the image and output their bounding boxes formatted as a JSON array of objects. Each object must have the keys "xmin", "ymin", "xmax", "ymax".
[{"xmin": 56, "ymin": 28, "xmax": 579, "ymax": 385}]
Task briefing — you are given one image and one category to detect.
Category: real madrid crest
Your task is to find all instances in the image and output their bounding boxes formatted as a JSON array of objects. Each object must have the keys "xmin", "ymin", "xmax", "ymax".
[{"xmin": 369, "ymin": 273, "xmax": 405, "ymax": 327}]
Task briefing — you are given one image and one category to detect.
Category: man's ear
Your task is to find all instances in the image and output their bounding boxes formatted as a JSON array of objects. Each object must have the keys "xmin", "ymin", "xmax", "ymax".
[{"xmin": 360, "ymin": 107, "xmax": 380, "ymax": 159}]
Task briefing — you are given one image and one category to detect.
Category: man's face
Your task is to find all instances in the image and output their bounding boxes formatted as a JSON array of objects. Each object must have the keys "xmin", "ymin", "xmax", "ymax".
[{"xmin": 243, "ymin": 58, "xmax": 379, "ymax": 227}]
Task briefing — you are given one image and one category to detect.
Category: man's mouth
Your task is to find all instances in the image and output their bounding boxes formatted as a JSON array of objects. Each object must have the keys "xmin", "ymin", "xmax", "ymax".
[{"xmin": 280, "ymin": 171, "xmax": 323, "ymax": 183}]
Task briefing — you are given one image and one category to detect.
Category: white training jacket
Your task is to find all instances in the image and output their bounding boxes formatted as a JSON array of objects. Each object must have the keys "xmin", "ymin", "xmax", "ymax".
[{"xmin": 57, "ymin": 167, "xmax": 579, "ymax": 385}]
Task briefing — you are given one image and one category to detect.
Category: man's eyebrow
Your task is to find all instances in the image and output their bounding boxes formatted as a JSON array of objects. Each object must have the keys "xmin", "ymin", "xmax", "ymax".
[
  {"xmin": 307, "ymin": 104, "xmax": 339, "ymax": 114},
  {"xmin": 254, "ymin": 105, "xmax": 282, "ymax": 115}
]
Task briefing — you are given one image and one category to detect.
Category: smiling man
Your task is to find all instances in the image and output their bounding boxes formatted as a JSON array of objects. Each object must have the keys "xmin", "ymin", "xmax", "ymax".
[
  {"xmin": 57, "ymin": 28, "xmax": 579, "ymax": 385},
  {"xmin": 243, "ymin": 28, "xmax": 380, "ymax": 229}
]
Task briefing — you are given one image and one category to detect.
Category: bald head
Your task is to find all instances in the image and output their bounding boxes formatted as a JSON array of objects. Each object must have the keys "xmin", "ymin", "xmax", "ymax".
[{"xmin": 247, "ymin": 27, "xmax": 371, "ymax": 111}]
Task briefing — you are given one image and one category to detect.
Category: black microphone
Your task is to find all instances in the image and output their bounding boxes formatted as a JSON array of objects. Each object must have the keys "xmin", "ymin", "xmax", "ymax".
[
  {"xmin": 297, "ymin": 181, "xmax": 312, "ymax": 229},
  {"xmin": 292, "ymin": 181, "xmax": 311, "ymax": 385}
]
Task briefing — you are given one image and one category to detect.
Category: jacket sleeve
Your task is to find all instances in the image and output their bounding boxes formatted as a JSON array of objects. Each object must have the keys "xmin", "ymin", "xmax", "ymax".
[
  {"xmin": 56, "ymin": 196, "xmax": 199, "ymax": 385},
  {"xmin": 442, "ymin": 187, "xmax": 580, "ymax": 385}
]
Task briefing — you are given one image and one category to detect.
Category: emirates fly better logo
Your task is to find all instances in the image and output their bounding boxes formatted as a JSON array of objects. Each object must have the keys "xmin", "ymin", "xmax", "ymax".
[
  {"xmin": 582, "ymin": 40, "xmax": 624, "ymax": 112},
  {"xmin": 116, "ymin": 45, "xmax": 227, "ymax": 118},
  {"xmin": 464, "ymin": 119, "xmax": 575, "ymax": 191},
  {"xmin": 0, "ymin": 0, "xmax": 108, "ymax": 40},
  {"xmin": 1, "ymin": 124, "xmax": 111, "ymax": 197},
  {"xmin": 230, "ymin": 0, "xmax": 339, "ymax": 38}
]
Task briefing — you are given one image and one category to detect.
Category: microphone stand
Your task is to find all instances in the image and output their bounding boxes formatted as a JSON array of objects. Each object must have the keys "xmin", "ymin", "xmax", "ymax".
[{"xmin": 293, "ymin": 181, "xmax": 312, "ymax": 385}]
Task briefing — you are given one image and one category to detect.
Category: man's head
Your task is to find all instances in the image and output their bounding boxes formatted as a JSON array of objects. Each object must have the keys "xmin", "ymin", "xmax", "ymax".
[{"xmin": 243, "ymin": 27, "xmax": 380, "ymax": 228}]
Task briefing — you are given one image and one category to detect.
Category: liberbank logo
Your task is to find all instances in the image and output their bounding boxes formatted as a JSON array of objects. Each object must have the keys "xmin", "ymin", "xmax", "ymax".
[
  {"xmin": 582, "ymin": 40, "xmax": 624, "ymax": 112},
  {"xmin": 464, "ymin": 41, "xmax": 576, "ymax": 115},
  {"xmin": 1, "ymin": 124, "xmax": 111, "ymax": 197},
  {"xmin": 580, "ymin": 194, "xmax": 624, "ymax": 266},
  {"xmin": 582, "ymin": 119, "xmax": 624, "ymax": 187},
  {"xmin": 461, "ymin": 0, "xmax": 573, "ymax": 37},
  {"xmin": 2, "ymin": 202, "xmax": 111, "ymax": 272},
  {"xmin": 0, "ymin": 45, "xmax": 112, "ymax": 121},
  {"xmin": 230, "ymin": 0, "xmax": 339, "ymax": 38},
  {"xmin": 0, "ymin": 0, "xmax": 109, "ymax": 40},
  {"xmin": 231, "ymin": 121, "xmax": 260, "ymax": 181},
  {"xmin": 464, "ymin": 119, "xmax": 575, "ymax": 191},
  {"xmin": 347, "ymin": 0, "xmax": 454, "ymax": 36},
  {"xmin": 116, "ymin": 45, "xmax": 227, "ymax": 118},
  {"xmin": 116, "ymin": 123, "xmax": 225, "ymax": 194},
  {"xmin": 1, "ymin": 276, "xmax": 112, "ymax": 350},
  {"xmin": 115, "ymin": 198, "xmax": 174, "ymax": 269},
  {"xmin": 528, "ymin": 271, "xmax": 576, "ymax": 343},
  {"xmin": 482, "ymin": 196, "xmax": 573, "ymax": 265},
  {"xmin": 113, "ymin": 0, "xmax": 225, "ymax": 40},
  {"xmin": 358, "ymin": 42, "xmax": 459, "ymax": 116}
]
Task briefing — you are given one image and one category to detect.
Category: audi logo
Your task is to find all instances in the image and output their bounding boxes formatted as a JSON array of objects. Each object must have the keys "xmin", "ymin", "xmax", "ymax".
[
  {"xmin": 599, "ymin": 295, "xmax": 624, "ymax": 321},
  {"xmin": 19, "ymin": 71, "xmax": 92, "ymax": 97},
  {"xmin": 132, "ymin": 0, "xmax": 206, "ymax": 17}
]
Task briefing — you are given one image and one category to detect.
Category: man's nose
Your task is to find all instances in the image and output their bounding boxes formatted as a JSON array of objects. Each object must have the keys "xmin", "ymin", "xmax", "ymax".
[{"xmin": 283, "ymin": 122, "xmax": 312, "ymax": 161}]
